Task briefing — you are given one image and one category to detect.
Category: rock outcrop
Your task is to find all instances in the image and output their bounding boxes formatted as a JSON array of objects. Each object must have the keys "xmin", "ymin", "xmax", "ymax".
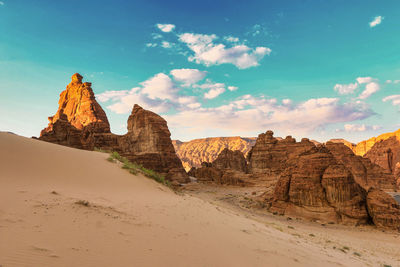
[
  {"xmin": 325, "ymin": 142, "xmax": 397, "ymax": 191},
  {"xmin": 354, "ymin": 129, "xmax": 400, "ymax": 156},
  {"xmin": 172, "ymin": 137, "xmax": 256, "ymax": 171},
  {"xmin": 366, "ymin": 188, "xmax": 400, "ymax": 230},
  {"xmin": 39, "ymin": 74, "xmax": 188, "ymax": 183},
  {"xmin": 269, "ymin": 146, "xmax": 369, "ymax": 225},
  {"xmin": 41, "ymin": 73, "xmax": 110, "ymax": 135},
  {"xmin": 212, "ymin": 148, "xmax": 247, "ymax": 173},
  {"xmin": 247, "ymin": 131, "xmax": 315, "ymax": 176}
]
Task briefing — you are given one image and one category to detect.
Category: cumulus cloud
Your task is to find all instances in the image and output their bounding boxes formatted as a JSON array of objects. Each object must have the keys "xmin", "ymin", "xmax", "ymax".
[
  {"xmin": 140, "ymin": 73, "xmax": 178, "ymax": 100},
  {"xmin": 342, "ymin": 124, "xmax": 381, "ymax": 132},
  {"xmin": 146, "ymin": 43, "xmax": 157, "ymax": 48},
  {"xmin": 227, "ymin": 86, "xmax": 238, "ymax": 91},
  {"xmin": 224, "ymin": 36, "xmax": 239, "ymax": 43},
  {"xmin": 170, "ymin": 68, "xmax": 207, "ymax": 86},
  {"xmin": 156, "ymin": 23, "xmax": 176, "ymax": 32},
  {"xmin": 385, "ymin": 80, "xmax": 400, "ymax": 84},
  {"xmin": 334, "ymin": 77, "xmax": 380, "ymax": 99},
  {"xmin": 358, "ymin": 82, "xmax": 380, "ymax": 99},
  {"xmin": 161, "ymin": 41, "xmax": 173, "ymax": 48},
  {"xmin": 333, "ymin": 82, "xmax": 358, "ymax": 95},
  {"xmin": 369, "ymin": 16, "xmax": 383, "ymax": 28},
  {"xmin": 164, "ymin": 96, "xmax": 374, "ymax": 137},
  {"xmin": 96, "ymin": 69, "xmax": 236, "ymax": 114},
  {"xmin": 178, "ymin": 33, "xmax": 271, "ymax": 69},
  {"xmin": 383, "ymin": 94, "xmax": 400, "ymax": 107}
]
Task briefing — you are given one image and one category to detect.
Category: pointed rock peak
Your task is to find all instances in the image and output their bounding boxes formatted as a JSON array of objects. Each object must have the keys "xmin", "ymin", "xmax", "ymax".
[{"xmin": 71, "ymin": 73, "xmax": 83, "ymax": 84}]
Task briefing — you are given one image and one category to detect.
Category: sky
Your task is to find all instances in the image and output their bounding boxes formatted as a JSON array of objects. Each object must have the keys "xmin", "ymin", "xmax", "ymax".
[{"xmin": 1, "ymin": 0, "xmax": 400, "ymax": 142}]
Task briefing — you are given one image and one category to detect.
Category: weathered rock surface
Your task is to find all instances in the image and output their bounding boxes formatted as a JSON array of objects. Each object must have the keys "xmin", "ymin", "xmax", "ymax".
[
  {"xmin": 41, "ymin": 73, "xmax": 110, "ymax": 135},
  {"xmin": 325, "ymin": 142, "xmax": 397, "ymax": 191},
  {"xmin": 247, "ymin": 131, "xmax": 315, "ymax": 176},
  {"xmin": 366, "ymin": 188, "xmax": 400, "ymax": 230},
  {"xmin": 212, "ymin": 148, "xmax": 247, "ymax": 173},
  {"xmin": 39, "ymin": 74, "xmax": 188, "ymax": 183},
  {"xmin": 269, "ymin": 147, "xmax": 369, "ymax": 225},
  {"xmin": 172, "ymin": 137, "xmax": 256, "ymax": 171}
]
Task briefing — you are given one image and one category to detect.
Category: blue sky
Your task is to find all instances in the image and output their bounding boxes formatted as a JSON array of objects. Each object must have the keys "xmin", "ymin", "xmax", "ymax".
[{"xmin": 1, "ymin": 0, "xmax": 399, "ymax": 142}]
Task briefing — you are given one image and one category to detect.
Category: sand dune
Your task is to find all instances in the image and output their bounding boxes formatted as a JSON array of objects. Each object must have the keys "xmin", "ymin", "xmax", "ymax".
[{"xmin": 0, "ymin": 132, "xmax": 399, "ymax": 267}]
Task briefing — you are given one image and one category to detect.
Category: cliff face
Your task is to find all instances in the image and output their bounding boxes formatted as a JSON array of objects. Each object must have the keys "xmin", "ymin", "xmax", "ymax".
[
  {"xmin": 39, "ymin": 74, "xmax": 188, "ymax": 183},
  {"xmin": 41, "ymin": 73, "xmax": 110, "ymax": 135},
  {"xmin": 354, "ymin": 129, "xmax": 400, "ymax": 156},
  {"xmin": 172, "ymin": 137, "xmax": 256, "ymax": 171}
]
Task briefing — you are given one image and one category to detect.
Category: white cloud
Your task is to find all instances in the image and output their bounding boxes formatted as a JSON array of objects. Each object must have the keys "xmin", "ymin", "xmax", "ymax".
[
  {"xmin": 170, "ymin": 68, "xmax": 207, "ymax": 86},
  {"xmin": 146, "ymin": 43, "xmax": 157, "ymax": 48},
  {"xmin": 156, "ymin": 23, "xmax": 176, "ymax": 33},
  {"xmin": 0, "ymin": 1, "xmax": 4, "ymax": 6},
  {"xmin": 161, "ymin": 41, "xmax": 172, "ymax": 48},
  {"xmin": 358, "ymin": 82, "xmax": 380, "ymax": 99},
  {"xmin": 333, "ymin": 82, "xmax": 358, "ymax": 95},
  {"xmin": 383, "ymin": 94, "xmax": 400, "ymax": 107},
  {"xmin": 204, "ymin": 87, "xmax": 225, "ymax": 99},
  {"xmin": 178, "ymin": 32, "xmax": 271, "ymax": 69},
  {"xmin": 152, "ymin": 33, "xmax": 163, "ymax": 40},
  {"xmin": 164, "ymin": 96, "xmax": 374, "ymax": 138},
  {"xmin": 140, "ymin": 73, "xmax": 178, "ymax": 101},
  {"xmin": 356, "ymin": 77, "xmax": 374, "ymax": 84},
  {"xmin": 227, "ymin": 86, "xmax": 238, "ymax": 91},
  {"xmin": 334, "ymin": 77, "xmax": 380, "ymax": 99},
  {"xmin": 342, "ymin": 124, "xmax": 381, "ymax": 132},
  {"xmin": 385, "ymin": 79, "xmax": 400, "ymax": 84},
  {"xmin": 224, "ymin": 36, "xmax": 239, "ymax": 43},
  {"xmin": 369, "ymin": 16, "xmax": 383, "ymax": 28}
]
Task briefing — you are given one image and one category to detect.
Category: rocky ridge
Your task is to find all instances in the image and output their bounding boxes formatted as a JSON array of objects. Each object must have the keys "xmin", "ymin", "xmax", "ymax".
[
  {"xmin": 39, "ymin": 74, "xmax": 188, "ymax": 183},
  {"xmin": 172, "ymin": 137, "xmax": 256, "ymax": 171}
]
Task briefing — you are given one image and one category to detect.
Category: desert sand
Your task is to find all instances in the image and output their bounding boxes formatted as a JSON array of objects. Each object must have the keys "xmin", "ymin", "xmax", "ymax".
[{"xmin": 1, "ymin": 132, "xmax": 399, "ymax": 267}]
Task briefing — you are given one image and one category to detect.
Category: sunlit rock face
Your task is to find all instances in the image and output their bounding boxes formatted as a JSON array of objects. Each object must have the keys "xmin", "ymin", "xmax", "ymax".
[
  {"xmin": 173, "ymin": 137, "xmax": 256, "ymax": 171},
  {"xmin": 39, "ymin": 74, "xmax": 188, "ymax": 183}
]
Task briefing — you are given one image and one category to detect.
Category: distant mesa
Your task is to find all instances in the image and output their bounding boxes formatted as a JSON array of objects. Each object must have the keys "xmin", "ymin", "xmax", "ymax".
[{"xmin": 39, "ymin": 73, "xmax": 188, "ymax": 183}]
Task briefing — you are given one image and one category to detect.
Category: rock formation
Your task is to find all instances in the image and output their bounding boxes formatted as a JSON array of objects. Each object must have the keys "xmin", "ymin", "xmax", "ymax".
[
  {"xmin": 212, "ymin": 148, "xmax": 247, "ymax": 173},
  {"xmin": 172, "ymin": 136, "xmax": 256, "ymax": 171},
  {"xmin": 325, "ymin": 142, "xmax": 397, "ymax": 191},
  {"xmin": 366, "ymin": 188, "xmax": 400, "ymax": 230},
  {"xmin": 247, "ymin": 131, "xmax": 315, "ymax": 176},
  {"xmin": 269, "ymin": 146, "xmax": 370, "ymax": 225},
  {"xmin": 39, "ymin": 74, "xmax": 188, "ymax": 183}
]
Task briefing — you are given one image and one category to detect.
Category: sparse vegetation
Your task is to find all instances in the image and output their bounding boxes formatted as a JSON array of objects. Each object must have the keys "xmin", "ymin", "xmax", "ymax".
[
  {"xmin": 343, "ymin": 246, "xmax": 350, "ymax": 250},
  {"xmin": 106, "ymin": 151, "xmax": 170, "ymax": 186},
  {"xmin": 353, "ymin": 252, "xmax": 361, "ymax": 257},
  {"xmin": 287, "ymin": 226, "xmax": 295, "ymax": 229},
  {"xmin": 309, "ymin": 233, "xmax": 315, "ymax": 237},
  {"xmin": 94, "ymin": 147, "xmax": 110, "ymax": 153}
]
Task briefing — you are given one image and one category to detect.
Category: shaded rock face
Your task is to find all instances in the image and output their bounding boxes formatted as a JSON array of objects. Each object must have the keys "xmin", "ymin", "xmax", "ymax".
[
  {"xmin": 366, "ymin": 188, "xmax": 400, "ymax": 230},
  {"xmin": 188, "ymin": 148, "xmax": 249, "ymax": 186},
  {"xmin": 212, "ymin": 148, "xmax": 247, "ymax": 173},
  {"xmin": 172, "ymin": 136, "xmax": 256, "ymax": 171},
  {"xmin": 363, "ymin": 136, "xmax": 400, "ymax": 185},
  {"xmin": 39, "ymin": 74, "xmax": 188, "ymax": 183},
  {"xmin": 269, "ymin": 147, "xmax": 369, "ymax": 225},
  {"xmin": 325, "ymin": 142, "xmax": 397, "ymax": 191},
  {"xmin": 247, "ymin": 131, "xmax": 315, "ymax": 176}
]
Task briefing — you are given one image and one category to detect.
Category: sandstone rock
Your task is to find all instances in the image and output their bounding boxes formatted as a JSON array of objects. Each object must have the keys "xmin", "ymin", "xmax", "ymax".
[
  {"xmin": 325, "ymin": 142, "xmax": 397, "ymax": 191},
  {"xmin": 172, "ymin": 136, "xmax": 256, "ymax": 171},
  {"xmin": 363, "ymin": 136, "xmax": 400, "ymax": 186},
  {"xmin": 41, "ymin": 73, "xmax": 110, "ymax": 135},
  {"xmin": 354, "ymin": 128, "xmax": 400, "ymax": 156},
  {"xmin": 366, "ymin": 188, "xmax": 400, "ymax": 231},
  {"xmin": 119, "ymin": 104, "xmax": 189, "ymax": 183},
  {"xmin": 247, "ymin": 131, "xmax": 315, "ymax": 175},
  {"xmin": 39, "ymin": 74, "xmax": 188, "ymax": 183},
  {"xmin": 269, "ymin": 146, "xmax": 369, "ymax": 225},
  {"xmin": 212, "ymin": 148, "xmax": 247, "ymax": 173}
]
